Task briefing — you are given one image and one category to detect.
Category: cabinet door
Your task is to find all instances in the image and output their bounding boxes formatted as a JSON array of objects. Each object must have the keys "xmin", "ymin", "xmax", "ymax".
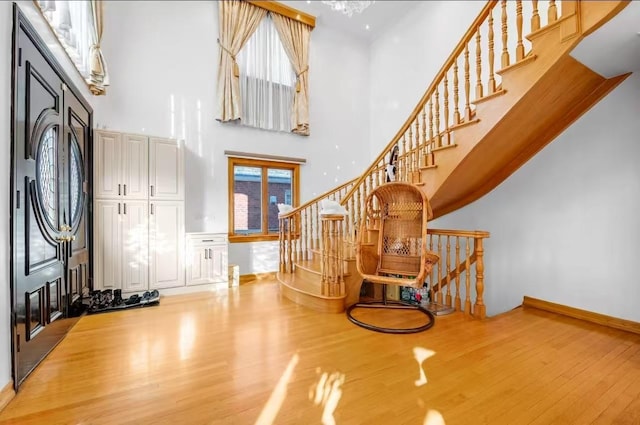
[
  {"xmin": 94, "ymin": 131, "xmax": 122, "ymax": 199},
  {"xmin": 122, "ymin": 134, "xmax": 148, "ymax": 200},
  {"xmin": 94, "ymin": 200, "xmax": 122, "ymax": 290},
  {"xmin": 209, "ymin": 244, "xmax": 228, "ymax": 283},
  {"xmin": 121, "ymin": 201, "xmax": 149, "ymax": 292},
  {"xmin": 149, "ymin": 137, "xmax": 184, "ymax": 200},
  {"xmin": 149, "ymin": 201, "xmax": 184, "ymax": 289},
  {"xmin": 186, "ymin": 246, "xmax": 210, "ymax": 286}
]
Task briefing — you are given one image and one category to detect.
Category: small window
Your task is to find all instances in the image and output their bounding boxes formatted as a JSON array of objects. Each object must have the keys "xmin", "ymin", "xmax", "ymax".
[{"xmin": 229, "ymin": 157, "xmax": 300, "ymax": 242}]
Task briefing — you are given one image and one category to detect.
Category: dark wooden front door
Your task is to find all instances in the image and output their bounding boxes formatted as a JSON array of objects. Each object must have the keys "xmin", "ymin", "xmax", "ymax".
[{"xmin": 11, "ymin": 6, "xmax": 92, "ymax": 388}]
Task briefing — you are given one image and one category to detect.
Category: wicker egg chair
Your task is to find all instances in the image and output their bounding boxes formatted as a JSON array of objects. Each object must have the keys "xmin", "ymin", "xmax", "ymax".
[{"xmin": 347, "ymin": 182, "xmax": 439, "ymax": 334}]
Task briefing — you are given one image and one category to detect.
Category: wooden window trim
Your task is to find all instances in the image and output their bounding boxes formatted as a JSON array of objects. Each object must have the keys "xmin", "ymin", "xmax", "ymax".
[
  {"xmin": 245, "ymin": 1, "xmax": 316, "ymax": 29},
  {"xmin": 228, "ymin": 157, "xmax": 300, "ymax": 243}
]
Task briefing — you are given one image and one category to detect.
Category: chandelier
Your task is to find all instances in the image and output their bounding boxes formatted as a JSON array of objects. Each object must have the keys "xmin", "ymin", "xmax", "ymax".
[{"xmin": 320, "ymin": 1, "xmax": 375, "ymax": 17}]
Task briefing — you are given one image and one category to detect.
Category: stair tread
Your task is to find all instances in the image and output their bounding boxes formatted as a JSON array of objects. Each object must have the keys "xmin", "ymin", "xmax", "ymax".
[
  {"xmin": 277, "ymin": 272, "xmax": 345, "ymax": 300},
  {"xmin": 295, "ymin": 259, "xmax": 353, "ymax": 277}
]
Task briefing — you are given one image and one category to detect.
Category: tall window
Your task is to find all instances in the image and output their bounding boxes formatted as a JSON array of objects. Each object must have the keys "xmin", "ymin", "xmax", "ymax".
[
  {"xmin": 228, "ymin": 157, "xmax": 300, "ymax": 242},
  {"xmin": 37, "ymin": 1, "xmax": 93, "ymax": 79},
  {"xmin": 236, "ymin": 16, "xmax": 296, "ymax": 133}
]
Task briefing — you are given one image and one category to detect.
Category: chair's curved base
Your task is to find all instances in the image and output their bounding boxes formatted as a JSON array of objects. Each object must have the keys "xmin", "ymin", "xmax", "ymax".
[{"xmin": 346, "ymin": 301, "xmax": 436, "ymax": 334}]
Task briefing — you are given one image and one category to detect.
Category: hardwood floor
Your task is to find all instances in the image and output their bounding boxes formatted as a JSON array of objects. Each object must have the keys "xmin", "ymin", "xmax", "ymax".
[{"xmin": 1, "ymin": 280, "xmax": 639, "ymax": 425}]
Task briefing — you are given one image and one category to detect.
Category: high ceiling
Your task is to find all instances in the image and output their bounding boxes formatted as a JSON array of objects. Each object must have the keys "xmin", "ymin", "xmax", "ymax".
[{"xmin": 278, "ymin": 0, "xmax": 420, "ymax": 42}]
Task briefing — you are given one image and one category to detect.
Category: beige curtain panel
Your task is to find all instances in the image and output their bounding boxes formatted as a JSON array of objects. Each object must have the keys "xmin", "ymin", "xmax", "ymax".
[
  {"xmin": 88, "ymin": 0, "xmax": 109, "ymax": 96},
  {"xmin": 216, "ymin": 0, "xmax": 267, "ymax": 122},
  {"xmin": 272, "ymin": 13, "xmax": 311, "ymax": 136}
]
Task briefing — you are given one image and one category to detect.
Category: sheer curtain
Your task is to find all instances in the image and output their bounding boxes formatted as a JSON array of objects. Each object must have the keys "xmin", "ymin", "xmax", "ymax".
[
  {"xmin": 236, "ymin": 16, "xmax": 296, "ymax": 132},
  {"xmin": 37, "ymin": 0, "xmax": 108, "ymax": 94}
]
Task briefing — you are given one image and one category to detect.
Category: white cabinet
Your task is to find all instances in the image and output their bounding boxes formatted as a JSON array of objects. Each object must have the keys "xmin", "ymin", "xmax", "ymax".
[
  {"xmin": 93, "ymin": 130, "xmax": 185, "ymax": 292},
  {"xmin": 94, "ymin": 131, "xmax": 148, "ymax": 200},
  {"xmin": 149, "ymin": 137, "xmax": 184, "ymax": 200},
  {"xmin": 149, "ymin": 201, "xmax": 185, "ymax": 289},
  {"xmin": 186, "ymin": 233, "xmax": 228, "ymax": 286},
  {"xmin": 94, "ymin": 200, "xmax": 149, "ymax": 292}
]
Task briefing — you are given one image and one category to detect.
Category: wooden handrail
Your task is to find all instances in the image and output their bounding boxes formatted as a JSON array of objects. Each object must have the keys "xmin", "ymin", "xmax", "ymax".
[
  {"xmin": 340, "ymin": 0, "xmax": 498, "ymax": 206},
  {"xmin": 428, "ymin": 228, "xmax": 491, "ymax": 238},
  {"xmin": 278, "ymin": 176, "xmax": 358, "ymax": 220}
]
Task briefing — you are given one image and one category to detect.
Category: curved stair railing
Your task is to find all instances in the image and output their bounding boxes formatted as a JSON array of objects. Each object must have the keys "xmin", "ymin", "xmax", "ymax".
[{"xmin": 278, "ymin": 0, "xmax": 579, "ymax": 317}]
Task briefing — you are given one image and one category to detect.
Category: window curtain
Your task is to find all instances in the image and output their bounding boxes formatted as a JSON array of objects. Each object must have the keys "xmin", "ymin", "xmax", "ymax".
[
  {"xmin": 237, "ymin": 16, "xmax": 296, "ymax": 132},
  {"xmin": 271, "ymin": 13, "xmax": 311, "ymax": 136},
  {"xmin": 88, "ymin": 0, "xmax": 108, "ymax": 95},
  {"xmin": 216, "ymin": 0, "xmax": 267, "ymax": 122}
]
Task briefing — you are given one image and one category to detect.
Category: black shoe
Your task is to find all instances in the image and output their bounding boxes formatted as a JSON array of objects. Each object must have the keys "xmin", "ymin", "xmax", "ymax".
[
  {"xmin": 113, "ymin": 289, "xmax": 123, "ymax": 306},
  {"xmin": 124, "ymin": 294, "xmax": 140, "ymax": 305}
]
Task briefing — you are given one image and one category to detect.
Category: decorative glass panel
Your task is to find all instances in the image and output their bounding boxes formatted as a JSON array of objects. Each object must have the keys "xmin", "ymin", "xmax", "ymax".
[
  {"xmin": 36, "ymin": 127, "xmax": 58, "ymax": 230},
  {"xmin": 70, "ymin": 136, "xmax": 83, "ymax": 225}
]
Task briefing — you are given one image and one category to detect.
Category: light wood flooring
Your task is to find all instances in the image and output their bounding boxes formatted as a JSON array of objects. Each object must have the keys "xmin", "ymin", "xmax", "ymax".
[{"xmin": 1, "ymin": 280, "xmax": 639, "ymax": 424}]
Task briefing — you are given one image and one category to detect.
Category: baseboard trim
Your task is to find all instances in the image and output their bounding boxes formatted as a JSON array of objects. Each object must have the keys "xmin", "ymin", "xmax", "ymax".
[
  {"xmin": 240, "ymin": 272, "xmax": 277, "ymax": 285},
  {"xmin": 523, "ymin": 296, "xmax": 640, "ymax": 335},
  {"xmin": 0, "ymin": 380, "xmax": 15, "ymax": 412}
]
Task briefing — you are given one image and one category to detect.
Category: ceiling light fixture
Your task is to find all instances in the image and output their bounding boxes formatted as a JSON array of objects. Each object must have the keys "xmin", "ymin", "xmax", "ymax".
[{"xmin": 321, "ymin": 1, "xmax": 375, "ymax": 17}]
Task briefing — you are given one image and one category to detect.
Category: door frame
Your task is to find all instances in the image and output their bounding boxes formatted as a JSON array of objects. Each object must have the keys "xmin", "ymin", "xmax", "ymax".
[{"xmin": 10, "ymin": 3, "xmax": 94, "ymax": 390}]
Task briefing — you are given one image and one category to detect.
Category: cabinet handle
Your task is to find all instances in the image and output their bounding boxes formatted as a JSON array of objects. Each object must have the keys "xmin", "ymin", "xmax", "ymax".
[
  {"xmin": 118, "ymin": 203, "xmax": 121, "ymax": 215},
  {"xmin": 150, "ymin": 185, "xmax": 154, "ymax": 197},
  {"xmin": 209, "ymin": 249, "xmax": 213, "ymax": 259},
  {"xmin": 150, "ymin": 203, "xmax": 154, "ymax": 215},
  {"xmin": 204, "ymin": 249, "xmax": 209, "ymax": 260},
  {"xmin": 118, "ymin": 184, "xmax": 121, "ymax": 196},
  {"xmin": 124, "ymin": 203, "xmax": 127, "ymax": 215},
  {"xmin": 124, "ymin": 184, "xmax": 127, "ymax": 196},
  {"xmin": 202, "ymin": 239, "xmax": 214, "ymax": 242}
]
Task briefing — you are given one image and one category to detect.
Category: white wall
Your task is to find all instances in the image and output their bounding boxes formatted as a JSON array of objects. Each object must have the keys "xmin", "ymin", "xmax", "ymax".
[
  {"xmin": 0, "ymin": 1, "xmax": 95, "ymax": 391},
  {"xmin": 432, "ymin": 73, "xmax": 640, "ymax": 321},
  {"xmin": 369, "ymin": 1, "xmax": 485, "ymax": 157},
  {"xmin": 93, "ymin": 1, "xmax": 371, "ymax": 274}
]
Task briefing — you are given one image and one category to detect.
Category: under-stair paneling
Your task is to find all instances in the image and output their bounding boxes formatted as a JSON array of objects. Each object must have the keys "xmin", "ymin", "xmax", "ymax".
[{"xmin": 422, "ymin": 11, "xmax": 631, "ymax": 217}]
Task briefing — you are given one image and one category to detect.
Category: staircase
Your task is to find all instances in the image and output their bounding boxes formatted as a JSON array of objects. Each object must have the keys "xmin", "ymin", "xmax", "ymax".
[{"xmin": 277, "ymin": 0, "xmax": 630, "ymax": 316}]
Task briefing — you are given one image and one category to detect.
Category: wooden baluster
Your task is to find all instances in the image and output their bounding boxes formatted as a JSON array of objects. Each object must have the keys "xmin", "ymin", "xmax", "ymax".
[
  {"xmin": 287, "ymin": 218, "xmax": 293, "ymax": 273},
  {"xmin": 437, "ymin": 235, "xmax": 443, "ymax": 304},
  {"xmin": 464, "ymin": 236, "xmax": 471, "ymax": 315},
  {"xmin": 548, "ymin": 0, "xmax": 557, "ymax": 23},
  {"xmin": 443, "ymin": 73, "xmax": 450, "ymax": 145},
  {"xmin": 454, "ymin": 236, "xmax": 461, "ymax": 311},
  {"xmin": 464, "ymin": 43, "xmax": 472, "ymax": 121},
  {"xmin": 435, "ymin": 85, "xmax": 441, "ymax": 148},
  {"xmin": 474, "ymin": 237, "xmax": 486, "ymax": 319},
  {"xmin": 414, "ymin": 119, "xmax": 419, "ymax": 176},
  {"xmin": 356, "ymin": 187, "xmax": 362, "ymax": 234},
  {"xmin": 429, "ymin": 234, "xmax": 435, "ymax": 304},
  {"xmin": 531, "ymin": 0, "xmax": 540, "ymax": 31},
  {"xmin": 406, "ymin": 127, "xmax": 412, "ymax": 174},
  {"xmin": 501, "ymin": 0, "xmax": 510, "ymax": 68},
  {"xmin": 475, "ymin": 27, "xmax": 483, "ymax": 99},
  {"xmin": 488, "ymin": 9, "xmax": 496, "ymax": 94},
  {"xmin": 421, "ymin": 107, "xmax": 427, "ymax": 166},
  {"xmin": 446, "ymin": 235, "xmax": 452, "ymax": 306},
  {"xmin": 279, "ymin": 218, "xmax": 285, "ymax": 272},
  {"xmin": 315, "ymin": 203, "xmax": 320, "ymax": 253},
  {"xmin": 453, "ymin": 59, "xmax": 460, "ymax": 124},
  {"xmin": 516, "ymin": 1, "xmax": 524, "ymax": 61},
  {"xmin": 428, "ymin": 98, "xmax": 434, "ymax": 143}
]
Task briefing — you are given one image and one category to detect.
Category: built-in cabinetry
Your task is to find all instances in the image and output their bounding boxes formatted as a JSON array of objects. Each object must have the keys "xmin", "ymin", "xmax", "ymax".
[
  {"xmin": 186, "ymin": 233, "xmax": 228, "ymax": 286},
  {"xmin": 93, "ymin": 130, "xmax": 185, "ymax": 292}
]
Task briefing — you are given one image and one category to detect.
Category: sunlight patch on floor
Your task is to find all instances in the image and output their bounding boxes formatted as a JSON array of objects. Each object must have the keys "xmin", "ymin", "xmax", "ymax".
[
  {"xmin": 413, "ymin": 346, "xmax": 435, "ymax": 387},
  {"xmin": 254, "ymin": 353, "xmax": 300, "ymax": 425},
  {"xmin": 309, "ymin": 368, "xmax": 345, "ymax": 425}
]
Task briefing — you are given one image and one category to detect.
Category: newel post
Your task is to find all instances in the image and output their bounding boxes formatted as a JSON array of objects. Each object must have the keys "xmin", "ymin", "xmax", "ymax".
[
  {"xmin": 321, "ymin": 214, "xmax": 345, "ymax": 297},
  {"xmin": 473, "ymin": 236, "xmax": 486, "ymax": 319}
]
